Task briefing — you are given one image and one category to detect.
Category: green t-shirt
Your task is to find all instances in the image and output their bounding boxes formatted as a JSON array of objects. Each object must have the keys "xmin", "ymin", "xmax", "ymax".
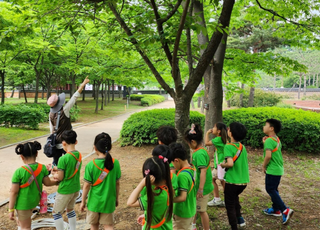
[
  {"xmin": 12, "ymin": 163, "xmax": 49, "ymax": 210},
  {"xmin": 224, "ymin": 143, "xmax": 250, "ymax": 184},
  {"xmin": 171, "ymin": 172, "xmax": 178, "ymax": 191},
  {"xmin": 263, "ymin": 137, "xmax": 284, "ymax": 176},
  {"xmin": 57, "ymin": 151, "xmax": 82, "ymax": 194},
  {"xmin": 139, "ymin": 187, "xmax": 173, "ymax": 230},
  {"xmin": 192, "ymin": 148, "xmax": 214, "ymax": 195},
  {"xmin": 84, "ymin": 158, "xmax": 121, "ymax": 213},
  {"xmin": 173, "ymin": 168, "xmax": 196, "ymax": 218},
  {"xmin": 212, "ymin": 137, "xmax": 226, "ymax": 168}
]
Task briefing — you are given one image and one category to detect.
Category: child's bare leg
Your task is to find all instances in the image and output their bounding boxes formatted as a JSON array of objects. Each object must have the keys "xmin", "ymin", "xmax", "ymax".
[
  {"xmin": 90, "ymin": 224, "xmax": 99, "ymax": 230},
  {"xmin": 104, "ymin": 225, "xmax": 113, "ymax": 230},
  {"xmin": 199, "ymin": 211, "xmax": 210, "ymax": 230},
  {"xmin": 220, "ymin": 180, "xmax": 225, "ymax": 191},
  {"xmin": 213, "ymin": 177, "xmax": 220, "ymax": 198},
  {"xmin": 18, "ymin": 218, "xmax": 31, "ymax": 230}
]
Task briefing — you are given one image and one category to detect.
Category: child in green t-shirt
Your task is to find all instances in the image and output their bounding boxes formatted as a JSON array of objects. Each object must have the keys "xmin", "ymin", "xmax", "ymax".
[
  {"xmin": 205, "ymin": 122, "xmax": 228, "ymax": 207},
  {"xmin": 184, "ymin": 123, "xmax": 213, "ymax": 230},
  {"xmin": 9, "ymin": 141, "xmax": 58, "ymax": 230},
  {"xmin": 156, "ymin": 126, "xmax": 178, "ymax": 174},
  {"xmin": 169, "ymin": 143, "xmax": 196, "ymax": 230},
  {"xmin": 127, "ymin": 156, "xmax": 174, "ymax": 230},
  {"xmin": 80, "ymin": 132, "xmax": 121, "ymax": 230},
  {"xmin": 52, "ymin": 130, "xmax": 82, "ymax": 230},
  {"xmin": 221, "ymin": 122, "xmax": 249, "ymax": 230},
  {"xmin": 262, "ymin": 119, "xmax": 293, "ymax": 225}
]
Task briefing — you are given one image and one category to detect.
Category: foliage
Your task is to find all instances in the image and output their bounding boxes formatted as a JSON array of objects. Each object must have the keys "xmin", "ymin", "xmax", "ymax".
[
  {"xmin": 140, "ymin": 95, "xmax": 165, "ymax": 106},
  {"xmin": 302, "ymin": 94, "xmax": 320, "ymax": 101},
  {"xmin": 0, "ymin": 104, "xmax": 46, "ymax": 129},
  {"xmin": 69, "ymin": 104, "xmax": 81, "ymax": 122},
  {"xmin": 230, "ymin": 89, "xmax": 281, "ymax": 107},
  {"xmin": 275, "ymin": 103, "xmax": 294, "ymax": 109},
  {"xmin": 223, "ymin": 107, "xmax": 320, "ymax": 153},
  {"xmin": 130, "ymin": 94, "xmax": 144, "ymax": 101},
  {"xmin": 120, "ymin": 109, "xmax": 204, "ymax": 146}
]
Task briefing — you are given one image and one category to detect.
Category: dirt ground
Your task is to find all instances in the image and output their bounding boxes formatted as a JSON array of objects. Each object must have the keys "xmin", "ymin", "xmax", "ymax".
[{"xmin": 1, "ymin": 142, "xmax": 320, "ymax": 230}]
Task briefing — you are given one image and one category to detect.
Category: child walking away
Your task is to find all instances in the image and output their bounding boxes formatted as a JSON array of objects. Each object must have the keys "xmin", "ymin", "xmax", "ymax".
[
  {"xmin": 127, "ymin": 156, "xmax": 174, "ymax": 230},
  {"xmin": 52, "ymin": 130, "xmax": 82, "ymax": 230},
  {"xmin": 156, "ymin": 126, "xmax": 178, "ymax": 174},
  {"xmin": 81, "ymin": 132, "xmax": 121, "ymax": 230},
  {"xmin": 9, "ymin": 141, "xmax": 58, "ymax": 230},
  {"xmin": 205, "ymin": 122, "xmax": 228, "ymax": 207},
  {"xmin": 262, "ymin": 119, "xmax": 293, "ymax": 225},
  {"xmin": 152, "ymin": 145, "xmax": 178, "ymax": 191},
  {"xmin": 185, "ymin": 124, "xmax": 213, "ymax": 230},
  {"xmin": 169, "ymin": 143, "xmax": 196, "ymax": 230},
  {"xmin": 221, "ymin": 122, "xmax": 249, "ymax": 230}
]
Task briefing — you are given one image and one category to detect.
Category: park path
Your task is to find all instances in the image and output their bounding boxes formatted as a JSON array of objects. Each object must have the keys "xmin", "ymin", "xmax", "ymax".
[{"xmin": 0, "ymin": 99, "xmax": 175, "ymax": 202}]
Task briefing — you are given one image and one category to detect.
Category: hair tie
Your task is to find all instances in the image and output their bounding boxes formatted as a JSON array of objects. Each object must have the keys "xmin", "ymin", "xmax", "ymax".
[
  {"xmin": 189, "ymin": 124, "xmax": 196, "ymax": 134},
  {"xmin": 158, "ymin": 155, "xmax": 168, "ymax": 163},
  {"xmin": 144, "ymin": 169, "xmax": 150, "ymax": 175}
]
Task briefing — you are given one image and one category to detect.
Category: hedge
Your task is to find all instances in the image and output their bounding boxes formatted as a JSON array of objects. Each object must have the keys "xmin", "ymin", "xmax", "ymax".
[
  {"xmin": 120, "ymin": 109, "xmax": 204, "ymax": 146},
  {"xmin": 230, "ymin": 89, "xmax": 281, "ymax": 107},
  {"xmin": 130, "ymin": 94, "xmax": 165, "ymax": 106},
  {"xmin": 120, "ymin": 107, "xmax": 320, "ymax": 153},
  {"xmin": 0, "ymin": 105, "xmax": 47, "ymax": 129}
]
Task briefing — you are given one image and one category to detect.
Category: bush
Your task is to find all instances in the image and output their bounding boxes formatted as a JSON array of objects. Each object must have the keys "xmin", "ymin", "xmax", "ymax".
[
  {"xmin": 121, "ymin": 107, "xmax": 320, "ymax": 153},
  {"xmin": 230, "ymin": 89, "xmax": 281, "ymax": 107},
  {"xmin": 0, "ymin": 105, "xmax": 47, "ymax": 129},
  {"xmin": 130, "ymin": 94, "xmax": 144, "ymax": 101},
  {"xmin": 120, "ymin": 109, "xmax": 205, "ymax": 146},
  {"xmin": 302, "ymin": 94, "xmax": 320, "ymax": 100},
  {"xmin": 275, "ymin": 103, "xmax": 294, "ymax": 109},
  {"xmin": 69, "ymin": 104, "xmax": 81, "ymax": 122},
  {"xmin": 223, "ymin": 107, "xmax": 320, "ymax": 153},
  {"xmin": 130, "ymin": 94, "xmax": 165, "ymax": 106}
]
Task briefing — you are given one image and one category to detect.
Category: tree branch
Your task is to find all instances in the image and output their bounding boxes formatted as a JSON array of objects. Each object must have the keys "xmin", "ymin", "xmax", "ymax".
[
  {"xmin": 107, "ymin": 2, "xmax": 175, "ymax": 97},
  {"xmin": 255, "ymin": 0, "xmax": 316, "ymax": 32},
  {"xmin": 159, "ymin": 0, "xmax": 183, "ymax": 23},
  {"xmin": 186, "ymin": 0, "xmax": 194, "ymax": 75},
  {"xmin": 172, "ymin": 0, "xmax": 190, "ymax": 95},
  {"xmin": 185, "ymin": 0, "xmax": 235, "ymax": 95}
]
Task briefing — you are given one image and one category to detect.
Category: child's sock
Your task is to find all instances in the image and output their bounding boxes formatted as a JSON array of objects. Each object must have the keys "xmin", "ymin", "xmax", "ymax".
[
  {"xmin": 67, "ymin": 210, "xmax": 77, "ymax": 230},
  {"xmin": 192, "ymin": 223, "xmax": 197, "ymax": 229},
  {"xmin": 53, "ymin": 213, "xmax": 64, "ymax": 230},
  {"xmin": 17, "ymin": 227, "xmax": 21, "ymax": 230},
  {"xmin": 214, "ymin": 197, "xmax": 221, "ymax": 201}
]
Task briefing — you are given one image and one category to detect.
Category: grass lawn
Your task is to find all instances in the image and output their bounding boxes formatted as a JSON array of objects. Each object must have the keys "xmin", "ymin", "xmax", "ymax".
[{"xmin": 0, "ymin": 97, "xmax": 144, "ymax": 147}]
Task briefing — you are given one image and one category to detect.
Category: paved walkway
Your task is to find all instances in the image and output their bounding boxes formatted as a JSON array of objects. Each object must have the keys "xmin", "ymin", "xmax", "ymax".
[{"xmin": 0, "ymin": 100, "xmax": 175, "ymax": 201}]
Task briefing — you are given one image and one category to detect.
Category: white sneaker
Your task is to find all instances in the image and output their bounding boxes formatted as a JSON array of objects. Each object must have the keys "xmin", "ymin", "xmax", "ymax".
[{"xmin": 207, "ymin": 198, "xmax": 225, "ymax": 207}]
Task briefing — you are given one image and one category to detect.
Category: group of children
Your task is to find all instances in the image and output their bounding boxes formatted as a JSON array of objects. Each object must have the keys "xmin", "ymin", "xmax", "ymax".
[{"xmin": 8, "ymin": 119, "xmax": 293, "ymax": 230}]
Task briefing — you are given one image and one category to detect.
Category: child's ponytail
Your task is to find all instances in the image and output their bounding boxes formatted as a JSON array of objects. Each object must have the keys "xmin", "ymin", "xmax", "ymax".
[
  {"xmin": 216, "ymin": 122, "xmax": 228, "ymax": 144},
  {"xmin": 15, "ymin": 141, "xmax": 41, "ymax": 158},
  {"xmin": 94, "ymin": 132, "xmax": 114, "ymax": 171},
  {"xmin": 145, "ymin": 173, "xmax": 154, "ymax": 230}
]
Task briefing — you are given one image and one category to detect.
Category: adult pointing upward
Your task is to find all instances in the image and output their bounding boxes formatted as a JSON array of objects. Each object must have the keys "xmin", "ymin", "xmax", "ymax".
[{"xmin": 46, "ymin": 76, "xmax": 90, "ymax": 166}]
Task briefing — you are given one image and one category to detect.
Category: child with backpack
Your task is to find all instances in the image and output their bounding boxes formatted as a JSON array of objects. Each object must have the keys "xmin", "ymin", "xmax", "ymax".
[
  {"xmin": 185, "ymin": 124, "xmax": 213, "ymax": 230},
  {"xmin": 169, "ymin": 143, "xmax": 196, "ymax": 230},
  {"xmin": 8, "ymin": 141, "xmax": 58, "ymax": 230},
  {"xmin": 80, "ymin": 132, "xmax": 121, "ymax": 230},
  {"xmin": 127, "ymin": 156, "xmax": 174, "ymax": 230},
  {"xmin": 221, "ymin": 122, "xmax": 249, "ymax": 230},
  {"xmin": 262, "ymin": 119, "xmax": 294, "ymax": 224},
  {"xmin": 205, "ymin": 122, "xmax": 228, "ymax": 207},
  {"xmin": 52, "ymin": 130, "xmax": 82, "ymax": 230}
]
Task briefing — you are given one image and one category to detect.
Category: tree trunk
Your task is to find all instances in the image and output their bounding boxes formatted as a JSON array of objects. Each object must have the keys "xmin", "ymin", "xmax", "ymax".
[
  {"xmin": 174, "ymin": 95, "xmax": 191, "ymax": 160},
  {"xmin": 112, "ymin": 80, "xmax": 115, "ymax": 101},
  {"xmin": 273, "ymin": 74, "xmax": 276, "ymax": 90},
  {"xmin": 201, "ymin": 96, "xmax": 204, "ymax": 113},
  {"xmin": 108, "ymin": 80, "xmax": 110, "ymax": 102},
  {"xmin": 239, "ymin": 83, "xmax": 245, "ymax": 107},
  {"xmin": 104, "ymin": 81, "xmax": 107, "ymax": 106},
  {"xmin": 10, "ymin": 87, "xmax": 15, "ymax": 98},
  {"xmin": 313, "ymin": 74, "xmax": 315, "ymax": 86},
  {"xmin": 248, "ymin": 83, "xmax": 255, "ymax": 107},
  {"xmin": 1, "ymin": 70, "xmax": 5, "ymax": 104},
  {"xmin": 298, "ymin": 74, "xmax": 302, "ymax": 99},
  {"xmin": 22, "ymin": 84, "xmax": 28, "ymax": 103},
  {"xmin": 118, "ymin": 85, "xmax": 121, "ymax": 98},
  {"xmin": 190, "ymin": 99, "xmax": 195, "ymax": 109},
  {"xmin": 308, "ymin": 75, "xmax": 310, "ymax": 86},
  {"xmin": 303, "ymin": 74, "xmax": 307, "ymax": 96},
  {"xmin": 197, "ymin": 97, "xmax": 201, "ymax": 108},
  {"xmin": 95, "ymin": 82, "xmax": 100, "ymax": 114},
  {"xmin": 317, "ymin": 74, "xmax": 319, "ymax": 88},
  {"xmin": 34, "ymin": 71, "xmax": 40, "ymax": 103},
  {"xmin": 41, "ymin": 86, "xmax": 44, "ymax": 99},
  {"xmin": 71, "ymin": 75, "xmax": 76, "ymax": 97},
  {"xmin": 92, "ymin": 81, "xmax": 96, "ymax": 99},
  {"xmin": 46, "ymin": 85, "xmax": 51, "ymax": 100},
  {"xmin": 206, "ymin": 33, "xmax": 227, "ymax": 132},
  {"xmin": 101, "ymin": 81, "xmax": 104, "ymax": 110},
  {"xmin": 82, "ymin": 89, "xmax": 85, "ymax": 101}
]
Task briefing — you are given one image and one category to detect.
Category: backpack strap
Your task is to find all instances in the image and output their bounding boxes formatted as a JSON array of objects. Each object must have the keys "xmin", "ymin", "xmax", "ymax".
[
  {"xmin": 20, "ymin": 164, "xmax": 43, "ymax": 189},
  {"xmin": 226, "ymin": 143, "xmax": 243, "ymax": 163},
  {"xmin": 67, "ymin": 151, "xmax": 82, "ymax": 180},
  {"xmin": 92, "ymin": 158, "xmax": 115, "ymax": 187},
  {"xmin": 267, "ymin": 136, "xmax": 280, "ymax": 152},
  {"xmin": 177, "ymin": 167, "xmax": 195, "ymax": 194}
]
